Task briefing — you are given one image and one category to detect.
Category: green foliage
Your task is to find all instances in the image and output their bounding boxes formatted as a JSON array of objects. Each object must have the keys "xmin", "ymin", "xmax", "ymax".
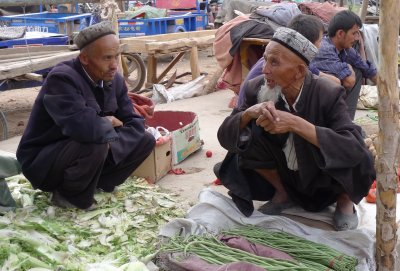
[
  {"xmin": 0, "ymin": 244, "xmax": 10, "ymax": 266},
  {"xmin": 2, "ymin": 176, "xmax": 186, "ymax": 270}
]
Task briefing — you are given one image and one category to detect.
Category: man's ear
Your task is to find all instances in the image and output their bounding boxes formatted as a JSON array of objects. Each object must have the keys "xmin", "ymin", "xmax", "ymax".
[
  {"xmin": 79, "ymin": 52, "xmax": 89, "ymax": 66},
  {"xmin": 336, "ymin": 29, "xmax": 345, "ymax": 39},
  {"xmin": 295, "ymin": 64, "xmax": 307, "ymax": 79}
]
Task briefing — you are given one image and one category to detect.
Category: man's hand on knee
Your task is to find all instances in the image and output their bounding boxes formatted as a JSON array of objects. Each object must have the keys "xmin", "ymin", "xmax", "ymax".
[{"xmin": 106, "ymin": 116, "xmax": 123, "ymax": 127}]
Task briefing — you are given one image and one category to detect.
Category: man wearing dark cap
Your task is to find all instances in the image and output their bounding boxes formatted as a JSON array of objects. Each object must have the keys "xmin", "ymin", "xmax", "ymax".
[
  {"xmin": 16, "ymin": 21, "xmax": 155, "ymax": 210},
  {"xmin": 217, "ymin": 27, "xmax": 375, "ymax": 231}
]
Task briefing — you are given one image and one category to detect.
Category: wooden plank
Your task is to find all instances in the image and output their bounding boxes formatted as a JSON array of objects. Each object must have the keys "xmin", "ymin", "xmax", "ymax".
[
  {"xmin": 242, "ymin": 38, "xmax": 270, "ymax": 45},
  {"xmin": 121, "ymin": 39, "xmax": 155, "ymax": 54},
  {"xmin": 0, "ymin": 53, "xmax": 58, "ymax": 63},
  {"xmin": 190, "ymin": 46, "xmax": 200, "ymax": 80},
  {"xmin": 0, "ymin": 51, "xmax": 79, "ymax": 80},
  {"xmin": 0, "ymin": 45, "xmax": 72, "ymax": 56},
  {"xmin": 122, "ymin": 29, "xmax": 217, "ymax": 42},
  {"xmin": 155, "ymin": 52, "xmax": 185, "ymax": 83},
  {"xmin": 0, "ymin": 51, "xmax": 70, "ymax": 61},
  {"xmin": 145, "ymin": 36, "xmax": 215, "ymax": 53},
  {"xmin": 147, "ymin": 54, "xmax": 157, "ymax": 84},
  {"xmin": 121, "ymin": 30, "xmax": 217, "ymax": 53}
]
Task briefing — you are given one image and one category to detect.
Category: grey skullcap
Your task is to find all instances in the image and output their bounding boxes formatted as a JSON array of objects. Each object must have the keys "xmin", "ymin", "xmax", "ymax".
[
  {"xmin": 74, "ymin": 21, "xmax": 116, "ymax": 49},
  {"xmin": 271, "ymin": 27, "xmax": 318, "ymax": 65}
]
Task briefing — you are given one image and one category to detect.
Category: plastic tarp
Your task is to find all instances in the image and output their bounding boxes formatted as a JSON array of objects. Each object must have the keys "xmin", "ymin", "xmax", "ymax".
[
  {"xmin": 361, "ymin": 24, "xmax": 379, "ymax": 73},
  {"xmin": 123, "ymin": 6, "xmax": 168, "ymax": 20},
  {"xmin": 0, "ymin": 26, "xmax": 26, "ymax": 41},
  {"xmin": 159, "ymin": 188, "xmax": 377, "ymax": 271}
]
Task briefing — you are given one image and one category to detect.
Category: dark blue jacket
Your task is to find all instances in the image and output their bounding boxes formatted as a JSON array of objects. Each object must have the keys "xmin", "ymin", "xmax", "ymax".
[{"xmin": 17, "ymin": 58, "xmax": 147, "ymax": 187}]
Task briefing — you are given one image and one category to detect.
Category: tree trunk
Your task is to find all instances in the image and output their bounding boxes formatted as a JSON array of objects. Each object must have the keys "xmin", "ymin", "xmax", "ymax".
[{"xmin": 375, "ymin": 0, "xmax": 400, "ymax": 270}]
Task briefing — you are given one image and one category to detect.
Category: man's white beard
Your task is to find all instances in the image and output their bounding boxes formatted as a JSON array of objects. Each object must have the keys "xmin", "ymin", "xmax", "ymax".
[{"xmin": 257, "ymin": 80, "xmax": 282, "ymax": 103}]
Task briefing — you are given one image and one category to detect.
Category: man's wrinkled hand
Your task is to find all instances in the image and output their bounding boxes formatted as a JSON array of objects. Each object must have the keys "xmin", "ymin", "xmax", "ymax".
[
  {"xmin": 246, "ymin": 101, "xmax": 279, "ymax": 121},
  {"xmin": 106, "ymin": 116, "xmax": 123, "ymax": 127},
  {"xmin": 257, "ymin": 110, "xmax": 294, "ymax": 134}
]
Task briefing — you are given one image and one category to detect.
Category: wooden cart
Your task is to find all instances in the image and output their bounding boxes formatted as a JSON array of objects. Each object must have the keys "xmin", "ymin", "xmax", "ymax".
[{"xmin": 120, "ymin": 29, "xmax": 217, "ymax": 91}]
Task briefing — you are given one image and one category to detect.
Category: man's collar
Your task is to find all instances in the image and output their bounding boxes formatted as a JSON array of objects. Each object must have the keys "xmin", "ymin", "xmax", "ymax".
[
  {"xmin": 280, "ymin": 83, "xmax": 304, "ymax": 112},
  {"xmin": 81, "ymin": 64, "xmax": 104, "ymax": 88},
  {"xmin": 326, "ymin": 36, "xmax": 348, "ymax": 56}
]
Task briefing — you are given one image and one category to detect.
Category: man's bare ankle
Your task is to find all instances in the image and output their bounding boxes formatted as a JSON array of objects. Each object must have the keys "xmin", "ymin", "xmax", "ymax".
[
  {"xmin": 271, "ymin": 193, "xmax": 289, "ymax": 203},
  {"xmin": 336, "ymin": 195, "xmax": 354, "ymax": 215}
]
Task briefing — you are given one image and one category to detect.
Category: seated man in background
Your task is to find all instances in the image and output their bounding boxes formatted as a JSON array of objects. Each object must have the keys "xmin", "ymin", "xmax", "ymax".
[
  {"xmin": 310, "ymin": 10, "xmax": 377, "ymax": 120},
  {"xmin": 17, "ymin": 22, "xmax": 155, "ymax": 210},
  {"xmin": 217, "ymin": 27, "xmax": 375, "ymax": 231},
  {"xmin": 237, "ymin": 14, "xmax": 340, "ymax": 109}
]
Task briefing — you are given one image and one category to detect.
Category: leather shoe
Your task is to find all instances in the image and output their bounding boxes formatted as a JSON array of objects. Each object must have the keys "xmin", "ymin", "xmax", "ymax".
[
  {"xmin": 51, "ymin": 190, "xmax": 78, "ymax": 209},
  {"xmin": 51, "ymin": 190, "xmax": 96, "ymax": 211},
  {"xmin": 258, "ymin": 201, "xmax": 294, "ymax": 215},
  {"xmin": 333, "ymin": 206, "xmax": 358, "ymax": 231}
]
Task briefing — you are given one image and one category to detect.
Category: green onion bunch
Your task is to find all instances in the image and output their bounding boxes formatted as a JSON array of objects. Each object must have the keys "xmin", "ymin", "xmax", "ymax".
[
  {"xmin": 223, "ymin": 226, "xmax": 358, "ymax": 271},
  {"xmin": 161, "ymin": 234, "xmax": 322, "ymax": 270}
]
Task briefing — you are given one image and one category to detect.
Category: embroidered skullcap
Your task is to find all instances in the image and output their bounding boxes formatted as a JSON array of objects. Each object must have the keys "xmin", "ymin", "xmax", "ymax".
[
  {"xmin": 74, "ymin": 21, "xmax": 116, "ymax": 49},
  {"xmin": 271, "ymin": 27, "xmax": 318, "ymax": 65}
]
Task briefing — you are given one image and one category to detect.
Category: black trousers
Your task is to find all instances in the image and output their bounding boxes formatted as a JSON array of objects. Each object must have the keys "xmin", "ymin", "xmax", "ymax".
[
  {"xmin": 39, "ymin": 133, "xmax": 155, "ymax": 209},
  {"xmin": 344, "ymin": 68, "xmax": 363, "ymax": 120},
  {"xmin": 220, "ymin": 121, "xmax": 343, "ymax": 216}
]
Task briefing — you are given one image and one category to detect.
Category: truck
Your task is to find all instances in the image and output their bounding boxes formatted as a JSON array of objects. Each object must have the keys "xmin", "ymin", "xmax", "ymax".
[{"xmin": 0, "ymin": 0, "xmax": 208, "ymax": 38}]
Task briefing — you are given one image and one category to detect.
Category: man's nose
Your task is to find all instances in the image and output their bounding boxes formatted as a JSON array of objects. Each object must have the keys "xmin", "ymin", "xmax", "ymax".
[
  {"xmin": 110, "ymin": 57, "xmax": 119, "ymax": 70},
  {"xmin": 262, "ymin": 61, "xmax": 271, "ymax": 74}
]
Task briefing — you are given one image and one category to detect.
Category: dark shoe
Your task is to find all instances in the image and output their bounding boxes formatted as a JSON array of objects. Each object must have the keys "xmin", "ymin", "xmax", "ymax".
[
  {"xmin": 51, "ymin": 190, "xmax": 78, "ymax": 209},
  {"xmin": 333, "ymin": 206, "xmax": 358, "ymax": 231},
  {"xmin": 213, "ymin": 162, "xmax": 222, "ymax": 179},
  {"xmin": 51, "ymin": 190, "xmax": 96, "ymax": 211},
  {"xmin": 96, "ymin": 186, "xmax": 117, "ymax": 193},
  {"xmin": 258, "ymin": 201, "xmax": 295, "ymax": 215}
]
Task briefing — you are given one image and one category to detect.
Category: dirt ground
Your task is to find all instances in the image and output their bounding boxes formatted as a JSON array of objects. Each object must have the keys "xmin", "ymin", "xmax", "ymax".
[{"xmin": 0, "ymin": 48, "xmax": 221, "ymax": 141}]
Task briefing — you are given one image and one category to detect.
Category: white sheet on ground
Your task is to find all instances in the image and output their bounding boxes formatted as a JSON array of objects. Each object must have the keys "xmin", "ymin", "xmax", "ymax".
[{"xmin": 160, "ymin": 188, "xmax": 378, "ymax": 271}]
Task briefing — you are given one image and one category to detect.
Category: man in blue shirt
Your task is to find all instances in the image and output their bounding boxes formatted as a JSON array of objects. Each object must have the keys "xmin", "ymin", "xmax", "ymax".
[{"xmin": 310, "ymin": 10, "xmax": 377, "ymax": 120}]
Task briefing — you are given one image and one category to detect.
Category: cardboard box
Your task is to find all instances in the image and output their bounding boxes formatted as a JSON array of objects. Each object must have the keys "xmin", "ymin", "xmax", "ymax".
[
  {"xmin": 146, "ymin": 111, "xmax": 202, "ymax": 165},
  {"xmin": 132, "ymin": 139, "xmax": 172, "ymax": 184}
]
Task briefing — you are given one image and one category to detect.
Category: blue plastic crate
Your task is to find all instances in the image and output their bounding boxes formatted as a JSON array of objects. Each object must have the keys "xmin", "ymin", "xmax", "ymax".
[
  {"xmin": 118, "ymin": 12, "xmax": 207, "ymax": 38},
  {"xmin": 0, "ymin": 12, "xmax": 92, "ymax": 35}
]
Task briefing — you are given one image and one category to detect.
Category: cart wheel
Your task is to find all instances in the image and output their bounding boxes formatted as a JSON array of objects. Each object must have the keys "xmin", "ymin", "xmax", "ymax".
[
  {"xmin": 0, "ymin": 111, "xmax": 8, "ymax": 141},
  {"xmin": 122, "ymin": 53, "xmax": 146, "ymax": 93}
]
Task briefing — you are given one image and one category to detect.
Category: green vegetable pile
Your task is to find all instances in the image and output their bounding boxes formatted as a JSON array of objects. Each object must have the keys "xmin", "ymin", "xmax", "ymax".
[
  {"xmin": 0, "ymin": 175, "xmax": 187, "ymax": 270},
  {"xmin": 161, "ymin": 225, "xmax": 358, "ymax": 271}
]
